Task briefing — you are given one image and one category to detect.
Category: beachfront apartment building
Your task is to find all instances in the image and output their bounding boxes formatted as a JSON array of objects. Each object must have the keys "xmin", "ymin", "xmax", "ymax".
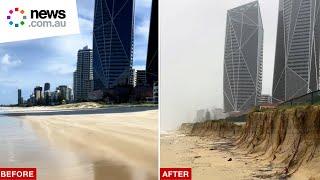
[
  {"xmin": 74, "ymin": 46, "xmax": 93, "ymax": 102},
  {"xmin": 135, "ymin": 70, "xmax": 147, "ymax": 87},
  {"xmin": 259, "ymin": 94, "xmax": 272, "ymax": 105},
  {"xmin": 223, "ymin": 1, "xmax": 264, "ymax": 113},
  {"xmin": 272, "ymin": 0, "xmax": 320, "ymax": 103}
]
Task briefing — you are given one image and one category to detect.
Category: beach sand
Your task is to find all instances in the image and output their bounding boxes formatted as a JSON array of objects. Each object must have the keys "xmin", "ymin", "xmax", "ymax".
[
  {"xmin": 161, "ymin": 131, "xmax": 320, "ymax": 180},
  {"xmin": 160, "ymin": 132, "xmax": 285, "ymax": 180},
  {"xmin": 1, "ymin": 106, "xmax": 158, "ymax": 180}
]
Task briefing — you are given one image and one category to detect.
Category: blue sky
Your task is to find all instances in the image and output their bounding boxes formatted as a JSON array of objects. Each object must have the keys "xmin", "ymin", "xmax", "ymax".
[{"xmin": 0, "ymin": 0, "xmax": 152, "ymax": 105}]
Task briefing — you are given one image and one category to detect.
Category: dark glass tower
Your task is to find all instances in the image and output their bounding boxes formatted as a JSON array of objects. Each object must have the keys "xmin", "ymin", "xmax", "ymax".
[
  {"xmin": 146, "ymin": 0, "xmax": 158, "ymax": 86},
  {"xmin": 272, "ymin": 0, "xmax": 320, "ymax": 102},
  {"xmin": 44, "ymin": 83, "xmax": 50, "ymax": 92},
  {"xmin": 223, "ymin": 1, "xmax": 264, "ymax": 113},
  {"xmin": 93, "ymin": 0, "xmax": 135, "ymax": 90}
]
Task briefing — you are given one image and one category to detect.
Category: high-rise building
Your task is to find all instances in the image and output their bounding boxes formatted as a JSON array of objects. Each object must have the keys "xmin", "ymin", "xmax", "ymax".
[
  {"xmin": 67, "ymin": 87, "xmax": 73, "ymax": 102},
  {"xmin": 259, "ymin": 94, "xmax": 272, "ymax": 105},
  {"xmin": 135, "ymin": 70, "xmax": 147, "ymax": 87},
  {"xmin": 56, "ymin": 85, "xmax": 69, "ymax": 103},
  {"xmin": 272, "ymin": 0, "xmax": 320, "ymax": 103},
  {"xmin": 74, "ymin": 46, "xmax": 93, "ymax": 102},
  {"xmin": 146, "ymin": 0, "xmax": 158, "ymax": 87},
  {"xmin": 223, "ymin": 1, "xmax": 264, "ymax": 113},
  {"xmin": 50, "ymin": 91, "xmax": 58, "ymax": 104},
  {"xmin": 18, "ymin": 89, "xmax": 23, "ymax": 105},
  {"xmin": 129, "ymin": 68, "xmax": 135, "ymax": 87},
  {"xmin": 93, "ymin": 0, "xmax": 134, "ymax": 90},
  {"xmin": 153, "ymin": 82, "xmax": 158, "ymax": 103},
  {"xmin": 44, "ymin": 91, "xmax": 51, "ymax": 105},
  {"xmin": 34, "ymin": 86, "xmax": 43, "ymax": 105},
  {"xmin": 44, "ymin": 83, "xmax": 50, "ymax": 92}
]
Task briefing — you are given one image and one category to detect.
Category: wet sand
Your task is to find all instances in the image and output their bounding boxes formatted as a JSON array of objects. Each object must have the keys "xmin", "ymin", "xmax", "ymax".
[
  {"xmin": 0, "ymin": 106, "xmax": 158, "ymax": 180},
  {"xmin": 161, "ymin": 132, "xmax": 289, "ymax": 180}
]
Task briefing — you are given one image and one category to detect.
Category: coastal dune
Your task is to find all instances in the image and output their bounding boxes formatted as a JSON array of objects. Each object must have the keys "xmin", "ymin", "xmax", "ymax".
[
  {"xmin": 237, "ymin": 106, "xmax": 320, "ymax": 179},
  {"xmin": 22, "ymin": 109, "xmax": 158, "ymax": 180},
  {"xmin": 181, "ymin": 121, "xmax": 243, "ymax": 137},
  {"xmin": 162, "ymin": 105, "xmax": 320, "ymax": 179}
]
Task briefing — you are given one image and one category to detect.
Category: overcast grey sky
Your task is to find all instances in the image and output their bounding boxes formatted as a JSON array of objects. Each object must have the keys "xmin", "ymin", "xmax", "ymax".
[{"xmin": 160, "ymin": 0, "xmax": 279, "ymax": 131}]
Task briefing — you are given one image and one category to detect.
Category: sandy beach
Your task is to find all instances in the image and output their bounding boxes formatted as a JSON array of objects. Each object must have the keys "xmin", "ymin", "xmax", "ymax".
[
  {"xmin": 0, "ymin": 105, "xmax": 158, "ymax": 180},
  {"xmin": 161, "ymin": 132, "xmax": 272, "ymax": 180},
  {"xmin": 161, "ymin": 117, "xmax": 320, "ymax": 180}
]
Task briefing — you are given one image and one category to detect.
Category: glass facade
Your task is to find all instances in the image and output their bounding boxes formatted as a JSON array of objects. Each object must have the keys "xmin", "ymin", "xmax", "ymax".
[
  {"xmin": 272, "ymin": 0, "xmax": 320, "ymax": 102},
  {"xmin": 146, "ymin": 0, "xmax": 158, "ymax": 87},
  {"xmin": 223, "ymin": 1, "xmax": 264, "ymax": 113},
  {"xmin": 93, "ymin": 0, "xmax": 134, "ymax": 90}
]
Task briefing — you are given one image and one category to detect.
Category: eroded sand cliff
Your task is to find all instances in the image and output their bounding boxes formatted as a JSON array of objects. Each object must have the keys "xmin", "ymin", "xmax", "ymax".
[{"xmin": 175, "ymin": 105, "xmax": 320, "ymax": 179}]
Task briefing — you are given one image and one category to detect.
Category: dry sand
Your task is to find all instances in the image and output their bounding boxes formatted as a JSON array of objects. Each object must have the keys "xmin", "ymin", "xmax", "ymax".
[
  {"xmin": 1, "ymin": 107, "xmax": 158, "ymax": 180},
  {"xmin": 161, "ymin": 131, "xmax": 319, "ymax": 180},
  {"xmin": 161, "ymin": 132, "xmax": 272, "ymax": 180},
  {"xmin": 161, "ymin": 111, "xmax": 320, "ymax": 180}
]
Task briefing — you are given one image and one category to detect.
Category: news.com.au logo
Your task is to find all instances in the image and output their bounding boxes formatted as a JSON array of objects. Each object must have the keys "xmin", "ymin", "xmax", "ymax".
[
  {"xmin": 7, "ymin": 8, "xmax": 26, "ymax": 27},
  {"xmin": 6, "ymin": 7, "xmax": 67, "ymax": 28}
]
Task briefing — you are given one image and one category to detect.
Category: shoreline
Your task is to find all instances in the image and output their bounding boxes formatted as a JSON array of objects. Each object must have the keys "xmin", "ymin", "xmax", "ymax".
[{"xmin": 1, "ymin": 104, "xmax": 158, "ymax": 117}]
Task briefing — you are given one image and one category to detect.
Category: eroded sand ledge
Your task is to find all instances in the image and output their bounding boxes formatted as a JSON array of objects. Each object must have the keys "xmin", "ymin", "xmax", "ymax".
[{"xmin": 161, "ymin": 105, "xmax": 320, "ymax": 180}]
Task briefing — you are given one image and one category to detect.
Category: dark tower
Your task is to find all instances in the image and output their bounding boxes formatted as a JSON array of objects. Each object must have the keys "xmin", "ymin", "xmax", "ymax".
[
  {"xmin": 272, "ymin": 0, "xmax": 320, "ymax": 102},
  {"xmin": 146, "ymin": 0, "xmax": 158, "ymax": 87},
  {"xmin": 44, "ymin": 83, "xmax": 50, "ymax": 92},
  {"xmin": 223, "ymin": 1, "xmax": 264, "ymax": 113},
  {"xmin": 93, "ymin": 0, "xmax": 135, "ymax": 90}
]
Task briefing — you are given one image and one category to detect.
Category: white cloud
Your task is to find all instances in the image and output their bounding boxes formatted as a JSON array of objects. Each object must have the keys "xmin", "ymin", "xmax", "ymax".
[
  {"xmin": 1, "ymin": 54, "xmax": 10, "ymax": 65},
  {"xmin": 1, "ymin": 54, "xmax": 21, "ymax": 66},
  {"xmin": 136, "ymin": 18, "xmax": 150, "ymax": 40},
  {"xmin": 133, "ymin": 65, "xmax": 146, "ymax": 70},
  {"xmin": 0, "ymin": 54, "xmax": 22, "ymax": 71}
]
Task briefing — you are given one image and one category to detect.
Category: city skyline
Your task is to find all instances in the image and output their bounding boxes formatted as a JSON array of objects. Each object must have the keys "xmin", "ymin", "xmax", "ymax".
[
  {"xmin": 0, "ymin": 0, "xmax": 152, "ymax": 105},
  {"xmin": 223, "ymin": 1, "xmax": 264, "ymax": 112}
]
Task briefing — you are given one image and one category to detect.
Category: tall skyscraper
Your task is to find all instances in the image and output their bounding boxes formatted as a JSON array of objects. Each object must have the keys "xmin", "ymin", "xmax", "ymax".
[
  {"xmin": 146, "ymin": 0, "xmax": 158, "ymax": 87},
  {"xmin": 93, "ymin": 0, "xmax": 134, "ymax": 90},
  {"xmin": 74, "ymin": 46, "xmax": 93, "ymax": 102},
  {"xmin": 57, "ymin": 85, "xmax": 68, "ymax": 102},
  {"xmin": 223, "ymin": 1, "xmax": 264, "ymax": 113},
  {"xmin": 18, "ymin": 89, "xmax": 23, "ymax": 105},
  {"xmin": 272, "ymin": 0, "xmax": 320, "ymax": 103},
  {"xmin": 44, "ymin": 83, "xmax": 50, "ymax": 92},
  {"xmin": 34, "ymin": 86, "xmax": 43, "ymax": 105}
]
